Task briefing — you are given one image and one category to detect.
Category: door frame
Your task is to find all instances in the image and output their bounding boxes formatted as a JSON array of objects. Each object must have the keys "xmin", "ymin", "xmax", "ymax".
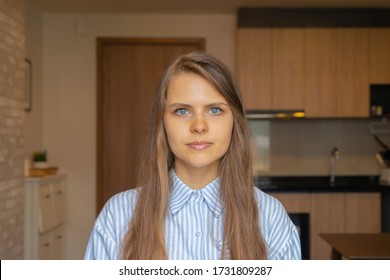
[{"xmin": 96, "ymin": 37, "xmax": 205, "ymax": 215}]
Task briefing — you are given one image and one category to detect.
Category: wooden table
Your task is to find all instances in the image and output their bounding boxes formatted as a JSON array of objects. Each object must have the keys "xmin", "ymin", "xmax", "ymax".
[{"xmin": 320, "ymin": 233, "xmax": 390, "ymax": 260}]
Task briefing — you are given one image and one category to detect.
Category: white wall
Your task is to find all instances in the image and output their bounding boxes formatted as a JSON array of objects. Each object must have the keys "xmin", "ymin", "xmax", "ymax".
[
  {"xmin": 25, "ymin": 0, "xmax": 44, "ymax": 159},
  {"xmin": 42, "ymin": 13, "xmax": 236, "ymax": 259}
]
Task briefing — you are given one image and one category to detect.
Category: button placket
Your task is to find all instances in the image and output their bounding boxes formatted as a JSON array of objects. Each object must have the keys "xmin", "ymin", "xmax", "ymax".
[{"xmin": 189, "ymin": 190, "xmax": 204, "ymax": 258}]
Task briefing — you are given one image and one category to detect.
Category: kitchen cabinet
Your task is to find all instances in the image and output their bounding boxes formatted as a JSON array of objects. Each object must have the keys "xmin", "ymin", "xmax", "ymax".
[
  {"xmin": 344, "ymin": 193, "xmax": 381, "ymax": 233},
  {"xmin": 24, "ymin": 174, "xmax": 66, "ymax": 259},
  {"xmin": 271, "ymin": 192, "xmax": 381, "ymax": 260},
  {"xmin": 310, "ymin": 194, "xmax": 345, "ymax": 260},
  {"xmin": 237, "ymin": 28, "xmax": 371, "ymax": 117},
  {"xmin": 304, "ymin": 28, "xmax": 369, "ymax": 118},
  {"xmin": 236, "ymin": 29, "xmax": 272, "ymax": 110},
  {"xmin": 304, "ymin": 29, "xmax": 338, "ymax": 117},
  {"xmin": 272, "ymin": 29, "xmax": 305, "ymax": 110},
  {"xmin": 270, "ymin": 193, "xmax": 311, "ymax": 213},
  {"xmin": 335, "ymin": 29, "xmax": 369, "ymax": 117},
  {"xmin": 236, "ymin": 28, "xmax": 304, "ymax": 111},
  {"xmin": 369, "ymin": 28, "xmax": 390, "ymax": 84}
]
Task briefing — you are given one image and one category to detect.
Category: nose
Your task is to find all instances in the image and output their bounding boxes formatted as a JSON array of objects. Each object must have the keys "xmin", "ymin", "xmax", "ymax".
[{"xmin": 190, "ymin": 115, "xmax": 208, "ymax": 134}]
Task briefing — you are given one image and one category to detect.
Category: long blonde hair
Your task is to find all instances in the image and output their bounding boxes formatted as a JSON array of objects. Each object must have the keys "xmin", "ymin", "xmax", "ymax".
[{"xmin": 121, "ymin": 51, "xmax": 267, "ymax": 259}]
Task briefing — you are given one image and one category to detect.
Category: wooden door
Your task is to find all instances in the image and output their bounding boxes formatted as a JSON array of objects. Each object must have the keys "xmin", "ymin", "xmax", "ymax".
[{"xmin": 97, "ymin": 38, "xmax": 205, "ymax": 213}]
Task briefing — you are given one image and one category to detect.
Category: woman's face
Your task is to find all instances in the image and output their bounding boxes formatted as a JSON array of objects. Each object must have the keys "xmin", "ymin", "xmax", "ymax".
[{"xmin": 163, "ymin": 72, "xmax": 234, "ymax": 174}]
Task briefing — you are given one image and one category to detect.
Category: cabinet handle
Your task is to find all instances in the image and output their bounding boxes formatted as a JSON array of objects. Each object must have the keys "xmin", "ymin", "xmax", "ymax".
[
  {"xmin": 43, "ymin": 242, "xmax": 50, "ymax": 247},
  {"xmin": 56, "ymin": 191, "xmax": 62, "ymax": 194},
  {"xmin": 56, "ymin": 235, "xmax": 62, "ymax": 240},
  {"xmin": 45, "ymin": 194, "xmax": 51, "ymax": 198}
]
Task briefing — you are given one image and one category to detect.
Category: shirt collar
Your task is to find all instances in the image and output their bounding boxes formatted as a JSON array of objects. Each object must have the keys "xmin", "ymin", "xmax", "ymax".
[{"xmin": 169, "ymin": 169, "xmax": 224, "ymax": 218}]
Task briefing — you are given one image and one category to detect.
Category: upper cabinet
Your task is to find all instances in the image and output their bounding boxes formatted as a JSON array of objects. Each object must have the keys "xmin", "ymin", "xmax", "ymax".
[
  {"xmin": 236, "ymin": 28, "xmax": 304, "ymax": 110},
  {"xmin": 369, "ymin": 28, "xmax": 390, "ymax": 84},
  {"xmin": 272, "ymin": 29, "xmax": 305, "ymax": 110},
  {"xmin": 236, "ymin": 29, "xmax": 272, "ymax": 110},
  {"xmin": 304, "ymin": 29, "xmax": 338, "ymax": 117},
  {"xmin": 236, "ymin": 28, "xmax": 304, "ymax": 111},
  {"xmin": 336, "ymin": 29, "xmax": 369, "ymax": 118},
  {"xmin": 237, "ymin": 28, "xmax": 371, "ymax": 118},
  {"xmin": 305, "ymin": 28, "xmax": 369, "ymax": 118},
  {"xmin": 235, "ymin": 8, "xmax": 390, "ymax": 118}
]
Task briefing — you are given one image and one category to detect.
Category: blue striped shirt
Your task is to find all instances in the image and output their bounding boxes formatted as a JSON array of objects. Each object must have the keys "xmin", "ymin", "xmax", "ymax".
[{"xmin": 85, "ymin": 170, "xmax": 301, "ymax": 259}]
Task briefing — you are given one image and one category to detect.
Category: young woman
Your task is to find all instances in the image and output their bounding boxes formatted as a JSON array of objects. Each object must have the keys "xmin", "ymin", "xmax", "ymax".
[{"xmin": 85, "ymin": 51, "xmax": 301, "ymax": 260}]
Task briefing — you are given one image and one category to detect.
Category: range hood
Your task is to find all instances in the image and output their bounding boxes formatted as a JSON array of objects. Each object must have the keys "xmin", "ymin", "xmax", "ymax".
[{"xmin": 246, "ymin": 110, "xmax": 306, "ymax": 120}]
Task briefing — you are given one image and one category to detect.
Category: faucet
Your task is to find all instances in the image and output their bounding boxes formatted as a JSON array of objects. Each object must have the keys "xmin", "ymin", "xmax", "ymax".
[{"xmin": 330, "ymin": 147, "xmax": 341, "ymax": 185}]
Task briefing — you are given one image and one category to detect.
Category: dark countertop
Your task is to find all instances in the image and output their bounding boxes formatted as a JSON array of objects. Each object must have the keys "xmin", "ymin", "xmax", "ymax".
[{"xmin": 254, "ymin": 175, "xmax": 390, "ymax": 192}]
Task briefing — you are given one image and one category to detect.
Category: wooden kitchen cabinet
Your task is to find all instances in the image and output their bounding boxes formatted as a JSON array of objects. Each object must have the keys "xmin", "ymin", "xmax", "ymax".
[
  {"xmin": 272, "ymin": 29, "xmax": 305, "ymax": 110},
  {"xmin": 304, "ymin": 29, "xmax": 338, "ymax": 117},
  {"xmin": 271, "ymin": 193, "xmax": 311, "ymax": 213},
  {"xmin": 236, "ymin": 29, "xmax": 272, "ymax": 110},
  {"xmin": 271, "ymin": 192, "xmax": 381, "ymax": 260},
  {"xmin": 369, "ymin": 28, "xmax": 390, "ymax": 84},
  {"xmin": 305, "ymin": 28, "xmax": 369, "ymax": 117},
  {"xmin": 310, "ymin": 194, "xmax": 344, "ymax": 260},
  {"xmin": 24, "ymin": 174, "xmax": 67, "ymax": 259},
  {"xmin": 344, "ymin": 193, "xmax": 381, "ymax": 233},
  {"xmin": 237, "ymin": 28, "xmax": 371, "ymax": 117},
  {"xmin": 236, "ymin": 28, "xmax": 304, "ymax": 111},
  {"xmin": 336, "ymin": 29, "xmax": 369, "ymax": 117}
]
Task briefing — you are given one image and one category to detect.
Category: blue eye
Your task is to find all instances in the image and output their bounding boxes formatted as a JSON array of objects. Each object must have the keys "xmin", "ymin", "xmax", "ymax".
[
  {"xmin": 175, "ymin": 108, "xmax": 189, "ymax": 116},
  {"xmin": 209, "ymin": 107, "xmax": 222, "ymax": 115}
]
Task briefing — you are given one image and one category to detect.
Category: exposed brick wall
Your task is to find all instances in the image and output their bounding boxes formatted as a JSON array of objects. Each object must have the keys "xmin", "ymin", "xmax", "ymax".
[{"xmin": 0, "ymin": 0, "xmax": 25, "ymax": 259}]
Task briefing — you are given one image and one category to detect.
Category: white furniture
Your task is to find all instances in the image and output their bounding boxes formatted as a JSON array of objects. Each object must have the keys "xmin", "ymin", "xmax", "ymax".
[{"xmin": 24, "ymin": 174, "xmax": 66, "ymax": 259}]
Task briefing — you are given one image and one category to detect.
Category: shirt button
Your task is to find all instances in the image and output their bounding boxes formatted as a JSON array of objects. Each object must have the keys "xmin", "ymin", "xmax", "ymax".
[
  {"xmin": 195, "ymin": 232, "xmax": 202, "ymax": 238},
  {"xmin": 193, "ymin": 192, "xmax": 199, "ymax": 199}
]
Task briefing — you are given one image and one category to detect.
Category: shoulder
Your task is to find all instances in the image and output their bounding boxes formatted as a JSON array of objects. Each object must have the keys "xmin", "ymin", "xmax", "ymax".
[
  {"xmin": 253, "ymin": 187, "xmax": 289, "ymax": 233},
  {"xmin": 253, "ymin": 187, "xmax": 301, "ymax": 260},
  {"xmin": 95, "ymin": 188, "xmax": 139, "ymax": 237},
  {"xmin": 84, "ymin": 188, "xmax": 140, "ymax": 260},
  {"xmin": 253, "ymin": 187, "xmax": 285, "ymax": 216},
  {"xmin": 98, "ymin": 188, "xmax": 139, "ymax": 227},
  {"xmin": 103, "ymin": 188, "xmax": 139, "ymax": 213}
]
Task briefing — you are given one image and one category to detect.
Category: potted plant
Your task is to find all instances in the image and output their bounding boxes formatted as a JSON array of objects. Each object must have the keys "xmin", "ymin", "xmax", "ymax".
[{"xmin": 32, "ymin": 150, "xmax": 48, "ymax": 169}]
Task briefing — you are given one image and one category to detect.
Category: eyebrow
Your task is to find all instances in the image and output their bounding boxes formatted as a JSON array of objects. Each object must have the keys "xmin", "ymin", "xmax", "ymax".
[{"xmin": 167, "ymin": 102, "xmax": 229, "ymax": 109}]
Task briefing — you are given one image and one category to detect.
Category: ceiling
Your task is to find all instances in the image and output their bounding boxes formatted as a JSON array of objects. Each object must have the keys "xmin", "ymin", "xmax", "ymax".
[{"xmin": 32, "ymin": 0, "xmax": 390, "ymax": 14}]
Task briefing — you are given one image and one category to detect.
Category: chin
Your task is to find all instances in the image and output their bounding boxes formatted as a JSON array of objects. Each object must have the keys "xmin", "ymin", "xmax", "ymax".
[
  {"xmin": 185, "ymin": 161, "xmax": 213, "ymax": 168},
  {"xmin": 182, "ymin": 158, "xmax": 220, "ymax": 170}
]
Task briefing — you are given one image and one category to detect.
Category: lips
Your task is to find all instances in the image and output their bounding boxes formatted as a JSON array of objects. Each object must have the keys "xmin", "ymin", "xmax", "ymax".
[{"xmin": 187, "ymin": 141, "xmax": 212, "ymax": 151}]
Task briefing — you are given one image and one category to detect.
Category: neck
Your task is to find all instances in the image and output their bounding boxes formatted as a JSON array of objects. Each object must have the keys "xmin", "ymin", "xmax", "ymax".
[{"xmin": 174, "ymin": 163, "xmax": 219, "ymax": 189}]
